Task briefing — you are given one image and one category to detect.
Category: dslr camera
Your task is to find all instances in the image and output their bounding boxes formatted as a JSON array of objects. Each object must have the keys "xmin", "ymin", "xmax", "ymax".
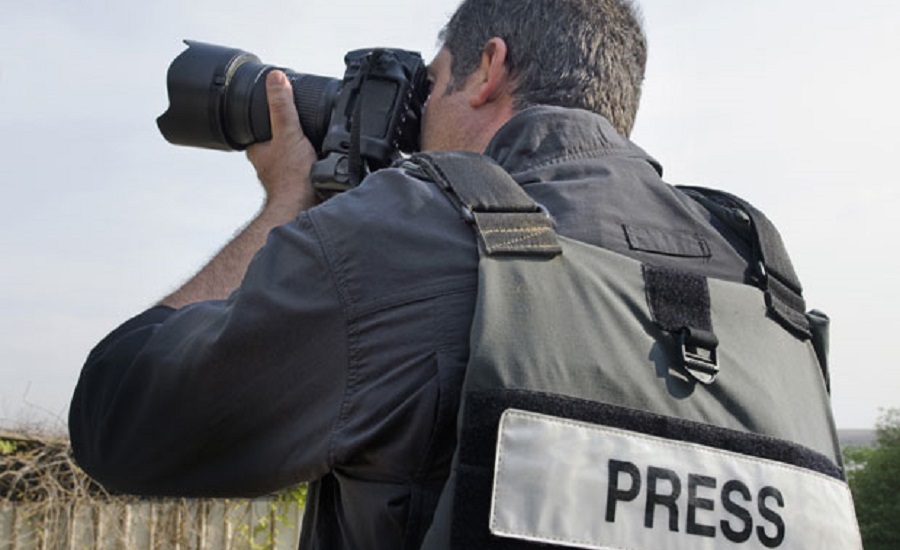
[{"xmin": 157, "ymin": 41, "xmax": 430, "ymax": 195}]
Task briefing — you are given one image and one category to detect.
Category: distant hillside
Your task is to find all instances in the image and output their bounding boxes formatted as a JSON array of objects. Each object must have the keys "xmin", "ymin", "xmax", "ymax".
[{"xmin": 838, "ymin": 429, "xmax": 877, "ymax": 448}]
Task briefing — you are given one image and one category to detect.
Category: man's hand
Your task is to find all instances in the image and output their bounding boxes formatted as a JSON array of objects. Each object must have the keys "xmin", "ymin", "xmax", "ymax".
[
  {"xmin": 157, "ymin": 71, "xmax": 319, "ymax": 309},
  {"xmin": 246, "ymin": 70, "xmax": 319, "ymax": 218}
]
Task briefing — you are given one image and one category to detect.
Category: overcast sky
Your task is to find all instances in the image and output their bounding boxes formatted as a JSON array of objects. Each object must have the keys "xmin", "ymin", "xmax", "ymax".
[{"xmin": 1, "ymin": 0, "xmax": 898, "ymax": 432}]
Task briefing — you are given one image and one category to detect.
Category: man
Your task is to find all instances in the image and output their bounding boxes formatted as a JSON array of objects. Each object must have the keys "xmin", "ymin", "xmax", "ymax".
[{"xmin": 70, "ymin": 0, "xmax": 752, "ymax": 548}]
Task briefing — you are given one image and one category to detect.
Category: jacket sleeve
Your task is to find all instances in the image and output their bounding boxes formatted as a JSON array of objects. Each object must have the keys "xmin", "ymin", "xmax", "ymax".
[{"xmin": 69, "ymin": 213, "xmax": 348, "ymax": 498}]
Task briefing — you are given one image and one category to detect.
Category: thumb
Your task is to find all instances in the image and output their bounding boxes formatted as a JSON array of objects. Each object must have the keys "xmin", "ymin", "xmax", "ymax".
[{"xmin": 266, "ymin": 70, "xmax": 300, "ymax": 139}]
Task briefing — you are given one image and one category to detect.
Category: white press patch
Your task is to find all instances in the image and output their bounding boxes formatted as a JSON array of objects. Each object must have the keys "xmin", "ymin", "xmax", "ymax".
[{"xmin": 490, "ymin": 409, "xmax": 861, "ymax": 550}]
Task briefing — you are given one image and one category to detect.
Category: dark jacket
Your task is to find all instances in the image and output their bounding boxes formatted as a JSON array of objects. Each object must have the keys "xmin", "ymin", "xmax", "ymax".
[{"xmin": 69, "ymin": 105, "xmax": 751, "ymax": 549}]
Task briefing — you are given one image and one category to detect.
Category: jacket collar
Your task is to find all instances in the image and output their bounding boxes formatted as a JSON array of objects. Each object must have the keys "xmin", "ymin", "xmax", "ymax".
[{"xmin": 483, "ymin": 105, "xmax": 663, "ymax": 177}]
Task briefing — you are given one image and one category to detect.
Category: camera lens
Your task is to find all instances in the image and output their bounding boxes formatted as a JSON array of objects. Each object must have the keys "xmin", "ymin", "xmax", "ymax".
[
  {"xmin": 157, "ymin": 41, "xmax": 341, "ymax": 153},
  {"xmin": 285, "ymin": 73, "xmax": 342, "ymax": 151}
]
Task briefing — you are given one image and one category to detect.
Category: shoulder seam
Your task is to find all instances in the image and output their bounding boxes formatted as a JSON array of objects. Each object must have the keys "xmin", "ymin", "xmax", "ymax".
[{"xmin": 306, "ymin": 211, "xmax": 355, "ymax": 471}]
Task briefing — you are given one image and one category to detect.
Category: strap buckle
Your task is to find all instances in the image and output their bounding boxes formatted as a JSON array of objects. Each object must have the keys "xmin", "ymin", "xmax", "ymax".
[{"xmin": 680, "ymin": 328, "xmax": 720, "ymax": 385}]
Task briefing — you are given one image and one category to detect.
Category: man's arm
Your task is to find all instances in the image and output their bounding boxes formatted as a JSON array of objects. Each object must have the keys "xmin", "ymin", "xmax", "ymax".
[
  {"xmin": 160, "ymin": 70, "xmax": 317, "ymax": 308},
  {"xmin": 70, "ymin": 211, "xmax": 349, "ymax": 497},
  {"xmin": 70, "ymin": 70, "xmax": 347, "ymax": 497}
]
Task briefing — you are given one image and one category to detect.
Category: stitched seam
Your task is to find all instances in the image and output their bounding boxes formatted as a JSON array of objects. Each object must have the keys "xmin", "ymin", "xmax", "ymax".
[
  {"xmin": 480, "ymin": 226, "xmax": 549, "ymax": 235},
  {"xmin": 510, "ymin": 145, "xmax": 642, "ymax": 174},
  {"xmin": 308, "ymin": 212, "xmax": 355, "ymax": 471},
  {"xmin": 482, "ymin": 227, "xmax": 557, "ymax": 249}
]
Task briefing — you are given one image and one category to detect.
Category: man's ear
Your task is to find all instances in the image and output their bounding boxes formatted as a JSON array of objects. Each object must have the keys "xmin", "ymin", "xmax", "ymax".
[{"xmin": 470, "ymin": 37, "xmax": 512, "ymax": 108}]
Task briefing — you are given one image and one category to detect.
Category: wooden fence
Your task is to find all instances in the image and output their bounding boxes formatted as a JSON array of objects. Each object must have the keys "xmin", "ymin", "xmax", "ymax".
[{"xmin": 0, "ymin": 498, "xmax": 303, "ymax": 550}]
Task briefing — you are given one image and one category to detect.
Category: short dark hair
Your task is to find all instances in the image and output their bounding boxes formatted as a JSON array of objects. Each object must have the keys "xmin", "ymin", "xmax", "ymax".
[{"xmin": 440, "ymin": 0, "xmax": 647, "ymax": 137}]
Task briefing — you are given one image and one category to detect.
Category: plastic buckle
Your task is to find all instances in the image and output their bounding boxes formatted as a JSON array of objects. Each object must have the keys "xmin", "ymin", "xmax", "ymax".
[
  {"xmin": 460, "ymin": 205, "xmax": 476, "ymax": 224},
  {"xmin": 535, "ymin": 202, "xmax": 553, "ymax": 220},
  {"xmin": 680, "ymin": 328, "xmax": 720, "ymax": 385},
  {"xmin": 750, "ymin": 260, "xmax": 768, "ymax": 289}
]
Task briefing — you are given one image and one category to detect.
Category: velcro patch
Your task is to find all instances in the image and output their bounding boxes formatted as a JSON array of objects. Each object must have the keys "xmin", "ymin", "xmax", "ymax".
[{"xmin": 490, "ymin": 409, "xmax": 861, "ymax": 550}]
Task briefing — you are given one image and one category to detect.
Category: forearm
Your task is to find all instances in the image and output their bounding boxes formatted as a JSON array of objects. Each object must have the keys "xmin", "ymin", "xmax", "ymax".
[
  {"xmin": 159, "ymin": 201, "xmax": 305, "ymax": 308},
  {"xmin": 160, "ymin": 69, "xmax": 317, "ymax": 309}
]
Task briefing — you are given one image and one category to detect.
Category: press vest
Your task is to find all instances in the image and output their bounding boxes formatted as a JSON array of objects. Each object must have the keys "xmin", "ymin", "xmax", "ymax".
[{"xmin": 410, "ymin": 151, "xmax": 860, "ymax": 550}]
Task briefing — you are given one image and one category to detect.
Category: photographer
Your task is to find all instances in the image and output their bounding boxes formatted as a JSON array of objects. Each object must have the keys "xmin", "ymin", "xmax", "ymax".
[{"xmin": 71, "ymin": 1, "xmax": 756, "ymax": 548}]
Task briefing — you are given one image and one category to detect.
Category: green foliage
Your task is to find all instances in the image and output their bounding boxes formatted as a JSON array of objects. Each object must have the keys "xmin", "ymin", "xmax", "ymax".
[
  {"xmin": 0, "ymin": 438, "xmax": 21, "ymax": 455},
  {"xmin": 843, "ymin": 445, "xmax": 876, "ymax": 473},
  {"xmin": 845, "ymin": 408, "xmax": 900, "ymax": 550},
  {"xmin": 238, "ymin": 484, "xmax": 307, "ymax": 550},
  {"xmin": 280, "ymin": 483, "xmax": 308, "ymax": 508}
]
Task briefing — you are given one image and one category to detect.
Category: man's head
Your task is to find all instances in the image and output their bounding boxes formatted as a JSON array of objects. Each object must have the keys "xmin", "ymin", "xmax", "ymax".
[{"xmin": 437, "ymin": 0, "xmax": 647, "ymax": 139}]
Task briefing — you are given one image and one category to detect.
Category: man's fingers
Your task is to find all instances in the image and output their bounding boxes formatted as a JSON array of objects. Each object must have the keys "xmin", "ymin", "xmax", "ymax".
[
  {"xmin": 246, "ymin": 70, "xmax": 317, "ymax": 213},
  {"xmin": 266, "ymin": 70, "xmax": 300, "ymax": 139}
]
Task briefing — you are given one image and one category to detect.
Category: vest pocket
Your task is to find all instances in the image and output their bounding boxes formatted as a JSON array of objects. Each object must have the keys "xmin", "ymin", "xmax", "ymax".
[{"xmin": 624, "ymin": 224, "xmax": 711, "ymax": 258}]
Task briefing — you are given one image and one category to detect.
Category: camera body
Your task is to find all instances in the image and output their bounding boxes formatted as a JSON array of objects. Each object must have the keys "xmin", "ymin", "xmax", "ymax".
[{"xmin": 157, "ymin": 41, "xmax": 430, "ymax": 194}]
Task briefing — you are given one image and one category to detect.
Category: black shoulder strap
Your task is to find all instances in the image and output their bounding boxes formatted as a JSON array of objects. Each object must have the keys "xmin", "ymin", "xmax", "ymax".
[
  {"xmin": 678, "ymin": 186, "xmax": 811, "ymax": 339},
  {"xmin": 406, "ymin": 151, "xmax": 562, "ymax": 257}
]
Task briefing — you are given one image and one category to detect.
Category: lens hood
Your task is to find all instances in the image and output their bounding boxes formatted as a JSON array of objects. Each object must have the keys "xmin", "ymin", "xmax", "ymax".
[{"xmin": 157, "ymin": 40, "xmax": 260, "ymax": 151}]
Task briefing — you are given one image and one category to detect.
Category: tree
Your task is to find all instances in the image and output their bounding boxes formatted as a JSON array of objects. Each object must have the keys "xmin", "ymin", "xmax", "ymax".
[{"xmin": 844, "ymin": 408, "xmax": 900, "ymax": 550}]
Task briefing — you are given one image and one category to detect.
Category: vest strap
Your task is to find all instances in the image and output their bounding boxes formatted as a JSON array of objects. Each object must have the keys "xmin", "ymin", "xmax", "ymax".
[
  {"xmin": 678, "ymin": 186, "xmax": 811, "ymax": 339},
  {"xmin": 407, "ymin": 152, "xmax": 562, "ymax": 257},
  {"xmin": 643, "ymin": 264, "xmax": 720, "ymax": 384}
]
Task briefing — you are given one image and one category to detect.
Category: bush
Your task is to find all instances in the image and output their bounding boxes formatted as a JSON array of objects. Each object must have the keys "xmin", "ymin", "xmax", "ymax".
[{"xmin": 844, "ymin": 408, "xmax": 900, "ymax": 550}]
